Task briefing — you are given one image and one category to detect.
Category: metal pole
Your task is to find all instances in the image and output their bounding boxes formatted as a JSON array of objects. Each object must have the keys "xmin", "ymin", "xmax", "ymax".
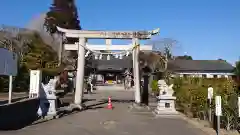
[
  {"xmin": 209, "ymin": 99, "xmax": 212, "ymax": 122},
  {"xmin": 8, "ymin": 75, "xmax": 13, "ymax": 104},
  {"xmin": 8, "ymin": 42, "xmax": 13, "ymax": 104},
  {"xmin": 216, "ymin": 115, "xmax": 220, "ymax": 135},
  {"xmin": 215, "ymin": 96, "xmax": 221, "ymax": 135}
]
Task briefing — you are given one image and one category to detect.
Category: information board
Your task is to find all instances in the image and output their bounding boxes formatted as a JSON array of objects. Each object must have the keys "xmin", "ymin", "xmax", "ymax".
[{"xmin": 0, "ymin": 48, "xmax": 18, "ymax": 76}]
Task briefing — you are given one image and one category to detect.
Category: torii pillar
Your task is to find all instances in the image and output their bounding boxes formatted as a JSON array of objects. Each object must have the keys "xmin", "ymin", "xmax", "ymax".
[
  {"xmin": 132, "ymin": 38, "xmax": 141, "ymax": 104},
  {"xmin": 74, "ymin": 38, "xmax": 86, "ymax": 106}
]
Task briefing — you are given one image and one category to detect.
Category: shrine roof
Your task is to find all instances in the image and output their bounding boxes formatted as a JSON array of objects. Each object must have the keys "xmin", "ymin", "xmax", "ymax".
[
  {"xmin": 168, "ymin": 60, "xmax": 234, "ymax": 73},
  {"xmin": 93, "ymin": 55, "xmax": 132, "ymax": 71}
]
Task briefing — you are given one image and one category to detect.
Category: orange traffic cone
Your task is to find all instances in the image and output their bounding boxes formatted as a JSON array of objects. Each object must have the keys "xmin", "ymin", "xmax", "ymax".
[{"xmin": 107, "ymin": 96, "xmax": 113, "ymax": 109}]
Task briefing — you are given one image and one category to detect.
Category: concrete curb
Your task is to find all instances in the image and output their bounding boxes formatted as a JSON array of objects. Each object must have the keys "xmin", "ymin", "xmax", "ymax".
[{"xmin": 178, "ymin": 113, "xmax": 239, "ymax": 135}]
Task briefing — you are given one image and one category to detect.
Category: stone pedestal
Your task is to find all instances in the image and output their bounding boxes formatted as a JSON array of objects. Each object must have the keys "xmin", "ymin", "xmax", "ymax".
[
  {"xmin": 37, "ymin": 78, "xmax": 58, "ymax": 118},
  {"xmin": 154, "ymin": 80, "xmax": 178, "ymax": 117},
  {"xmin": 154, "ymin": 96, "xmax": 178, "ymax": 116}
]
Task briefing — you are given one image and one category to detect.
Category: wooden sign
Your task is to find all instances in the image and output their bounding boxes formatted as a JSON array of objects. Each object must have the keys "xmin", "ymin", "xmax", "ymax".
[
  {"xmin": 215, "ymin": 96, "xmax": 222, "ymax": 116},
  {"xmin": 29, "ymin": 70, "xmax": 42, "ymax": 98},
  {"xmin": 57, "ymin": 27, "xmax": 160, "ymax": 39}
]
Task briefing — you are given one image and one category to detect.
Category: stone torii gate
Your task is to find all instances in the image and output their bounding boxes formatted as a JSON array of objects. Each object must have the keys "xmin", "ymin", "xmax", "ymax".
[{"xmin": 57, "ymin": 27, "xmax": 159, "ymax": 109}]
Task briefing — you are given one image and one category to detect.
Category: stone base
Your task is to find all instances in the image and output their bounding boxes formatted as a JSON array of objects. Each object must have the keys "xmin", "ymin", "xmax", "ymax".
[
  {"xmin": 153, "ymin": 108, "xmax": 179, "ymax": 118},
  {"xmin": 128, "ymin": 103, "xmax": 151, "ymax": 112},
  {"xmin": 69, "ymin": 103, "xmax": 86, "ymax": 111}
]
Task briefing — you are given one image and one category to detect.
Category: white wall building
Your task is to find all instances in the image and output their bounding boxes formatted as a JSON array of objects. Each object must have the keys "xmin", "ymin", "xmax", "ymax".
[{"xmin": 168, "ymin": 60, "xmax": 235, "ymax": 79}]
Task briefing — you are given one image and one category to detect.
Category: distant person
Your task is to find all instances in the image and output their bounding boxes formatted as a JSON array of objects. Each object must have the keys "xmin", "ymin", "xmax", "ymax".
[{"xmin": 87, "ymin": 75, "xmax": 93, "ymax": 94}]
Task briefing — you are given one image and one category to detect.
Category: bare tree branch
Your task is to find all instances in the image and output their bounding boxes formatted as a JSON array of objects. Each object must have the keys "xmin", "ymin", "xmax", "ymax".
[{"xmin": 139, "ymin": 38, "xmax": 178, "ymax": 73}]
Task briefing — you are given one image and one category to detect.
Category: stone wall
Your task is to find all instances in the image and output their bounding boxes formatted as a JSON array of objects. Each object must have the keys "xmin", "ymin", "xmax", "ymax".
[{"xmin": 0, "ymin": 98, "xmax": 40, "ymax": 130}]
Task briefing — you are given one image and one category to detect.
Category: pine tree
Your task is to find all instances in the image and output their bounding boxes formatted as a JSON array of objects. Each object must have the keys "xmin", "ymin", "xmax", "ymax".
[{"xmin": 44, "ymin": 0, "xmax": 81, "ymax": 35}]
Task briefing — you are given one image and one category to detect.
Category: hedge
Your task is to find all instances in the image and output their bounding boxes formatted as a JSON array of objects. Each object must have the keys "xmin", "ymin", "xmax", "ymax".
[{"xmin": 170, "ymin": 77, "xmax": 240, "ymax": 131}]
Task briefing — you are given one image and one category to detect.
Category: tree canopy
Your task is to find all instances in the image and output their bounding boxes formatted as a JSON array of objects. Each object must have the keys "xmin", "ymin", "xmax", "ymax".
[
  {"xmin": 234, "ymin": 60, "xmax": 240, "ymax": 77},
  {"xmin": 0, "ymin": 29, "xmax": 60, "ymax": 92},
  {"xmin": 44, "ymin": 0, "xmax": 81, "ymax": 35}
]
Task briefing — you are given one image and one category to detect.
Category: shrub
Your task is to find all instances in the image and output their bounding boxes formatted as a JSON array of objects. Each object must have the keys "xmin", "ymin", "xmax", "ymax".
[
  {"xmin": 151, "ymin": 80, "xmax": 159, "ymax": 96},
  {"xmin": 151, "ymin": 80, "xmax": 158, "ymax": 91},
  {"xmin": 171, "ymin": 77, "xmax": 240, "ymax": 131}
]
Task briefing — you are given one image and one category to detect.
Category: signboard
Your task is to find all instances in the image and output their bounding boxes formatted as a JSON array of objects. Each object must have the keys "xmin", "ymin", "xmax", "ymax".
[
  {"xmin": 57, "ymin": 27, "xmax": 160, "ymax": 39},
  {"xmin": 208, "ymin": 87, "xmax": 213, "ymax": 99},
  {"xmin": 0, "ymin": 48, "xmax": 18, "ymax": 76},
  {"xmin": 215, "ymin": 96, "xmax": 222, "ymax": 116},
  {"xmin": 29, "ymin": 70, "xmax": 42, "ymax": 98}
]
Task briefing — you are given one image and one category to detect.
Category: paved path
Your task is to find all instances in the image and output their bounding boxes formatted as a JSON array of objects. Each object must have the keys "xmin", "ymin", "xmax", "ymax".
[
  {"xmin": 0, "ymin": 90, "xmax": 206, "ymax": 135},
  {"xmin": 0, "ymin": 92, "xmax": 28, "ymax": 105}
]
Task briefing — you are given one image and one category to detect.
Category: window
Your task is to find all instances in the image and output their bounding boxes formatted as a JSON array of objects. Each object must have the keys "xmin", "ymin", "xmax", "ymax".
[
  {"xmin": 213, "ymin": 75, "xmax": 218, "ymax": 78},
  {"xmin": 202, "ymin": 74, "xmax": 207, "ymax": 78},
  {"xmin": 183, "ymin": 74, "xmax": 188, "ymax": 78},
  {"xmin": 165, "ymin": 103, "xmax": 170, "ymax": 108}
]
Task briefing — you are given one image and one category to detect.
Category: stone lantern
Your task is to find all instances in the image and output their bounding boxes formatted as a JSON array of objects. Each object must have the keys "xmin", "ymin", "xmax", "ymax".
[{"xmin": 154, "ymin": 80, "xmax": 178, "ymax": 116}]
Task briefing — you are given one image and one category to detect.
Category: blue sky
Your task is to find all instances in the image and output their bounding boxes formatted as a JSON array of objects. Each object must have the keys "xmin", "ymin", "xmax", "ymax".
[{"xmin": 0, "ymin": 0, "xmax": 239, "ymax": 64}]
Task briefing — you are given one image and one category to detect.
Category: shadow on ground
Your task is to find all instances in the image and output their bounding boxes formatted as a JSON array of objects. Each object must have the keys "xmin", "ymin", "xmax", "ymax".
[
  {"xmin": 0, "ymin": 98, "xmax": 40, "ymax": 130},
  {"xmin": 84, "ymin": 99, "xmax": 135, "ymax": 110},
  {"xmin": 100, "ymin": 98, "xmax": 135, "ymax": 103}
]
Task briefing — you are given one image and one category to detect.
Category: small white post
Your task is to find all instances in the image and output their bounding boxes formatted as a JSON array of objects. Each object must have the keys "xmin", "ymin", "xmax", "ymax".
[
  {"xmin": 132, "ymin": 38, "xmax": 141, "ymax": 104},
  {"xmin": 74, "ymin": 38, "xmax": 86, "ymax": 106},
  {"xmin": 8, "ymin": 75, "xmax": 13, "ymax": 104},
  {"xmin": 208, "ymin": 86, "xmax": 213, "ymax": 122},
  {"xmin": 215, "ymin": 96, "xmax": 222, "ymax": 135}
]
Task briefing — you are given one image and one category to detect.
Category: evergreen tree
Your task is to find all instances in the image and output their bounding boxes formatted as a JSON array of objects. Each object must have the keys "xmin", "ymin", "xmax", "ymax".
[{"xmin": 44, "ymin": 0, "xmax": 81, "ymax": 35}]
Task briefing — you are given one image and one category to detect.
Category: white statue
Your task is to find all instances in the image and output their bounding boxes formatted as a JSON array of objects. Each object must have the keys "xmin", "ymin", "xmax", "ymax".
[
  {"xmin": 166, "ymin": 84, "xmax": 174, "ymax": 96},
  {"xmin": 157, "ymin": 80, "xmax": 168, "ymax": 95},
  {"xmin": 38, "ymin": 77, "xmax": 58, "ymax": 118}
]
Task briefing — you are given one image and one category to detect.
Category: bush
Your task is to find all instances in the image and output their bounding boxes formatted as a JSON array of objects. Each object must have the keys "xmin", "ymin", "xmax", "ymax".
[
  {"xmin": 171, "ymin": 77, "xmax": 240, "ymax": 131},
  {"xmin": 151, "ymin": 80, "xmax": 159, "ymax": 95}
]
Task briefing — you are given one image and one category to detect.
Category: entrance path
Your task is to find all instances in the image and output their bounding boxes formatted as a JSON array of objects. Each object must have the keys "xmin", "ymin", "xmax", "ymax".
[{"xmin": 0, "ymin": 90, "xmax": 207, "ymax": 135}]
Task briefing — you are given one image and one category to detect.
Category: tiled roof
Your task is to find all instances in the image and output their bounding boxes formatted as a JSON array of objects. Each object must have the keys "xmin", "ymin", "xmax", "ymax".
[
  {"xmin": 168, "ymin": 60, "xmax": 234, "ymax": 72},
  {"xmin": 93, "ymin": 55, "xmax": 235, "ymax": 73},
  {"xmin": 93, "ymin": 55, "xmax": 132, "ymax": 71}
]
